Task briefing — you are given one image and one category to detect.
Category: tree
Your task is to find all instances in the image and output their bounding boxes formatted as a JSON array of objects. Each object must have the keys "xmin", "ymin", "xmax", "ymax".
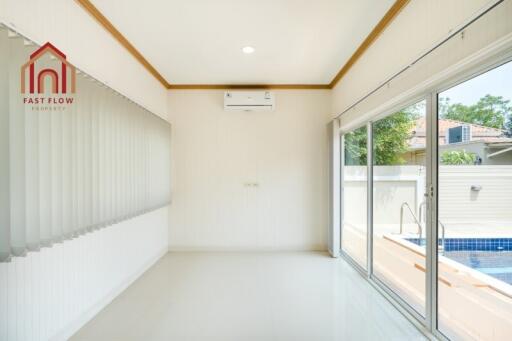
[
  {"xmin": 344, "ymin": 95, "xmax": 512, "ymax": 166},
  {"xmin": 344, "ymin": 126, "xmax": 368, "ymax": 166},
  {"xmin": 440, "ymin": 95, "xmax": 512, "ymax": 130},
  {"xmin": 373, "ymin": 110, "xmax": 418, "ymax": 165},
  {"xmin": 440, "ymin": 150, "xmax": 477, "ymax": 165},
  {"xmin": 344, "ymin": 103, "xmax": 421, "ymax": 166},
  {"xmin": 507, "ymin": 114, "xmax": 512, "ymax": 137}
]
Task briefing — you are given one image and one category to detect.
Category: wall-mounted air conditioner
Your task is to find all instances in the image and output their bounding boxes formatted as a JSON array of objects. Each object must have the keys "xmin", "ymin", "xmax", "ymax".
[{"xmin": 224, "ymin": 91, "xmax": 275, "ymax": 111}]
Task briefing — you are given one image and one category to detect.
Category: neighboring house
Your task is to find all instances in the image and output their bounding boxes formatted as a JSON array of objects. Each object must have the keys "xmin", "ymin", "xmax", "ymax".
[{"xmin": 403, "ymin": 117, "xmax": 512, "ymax": 165}]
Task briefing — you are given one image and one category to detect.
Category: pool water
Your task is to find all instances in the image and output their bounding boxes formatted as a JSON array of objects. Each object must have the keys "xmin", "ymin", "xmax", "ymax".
[
  {"xmin": 446, "ymin": 251, "xmax": 512, "ymax": 284},
  {"xmin": 406, "ymin": 238, "xmax": 512, "ymax": 285}
]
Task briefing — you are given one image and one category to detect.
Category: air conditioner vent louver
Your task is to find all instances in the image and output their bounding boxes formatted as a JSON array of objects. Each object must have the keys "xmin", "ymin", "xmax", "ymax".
[
  {"xmin": 446, "ymin": 125, "xmax": 472, "ymax": 144},
  {"xmin": 224, "ymin": 91, "xmax": 275, "ymax": 111}
]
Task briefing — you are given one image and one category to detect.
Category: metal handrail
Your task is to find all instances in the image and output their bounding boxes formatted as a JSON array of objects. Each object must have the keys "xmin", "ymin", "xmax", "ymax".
[
  {"xmin": 419, "ymin": 201, "xmax": 427, "ymax": 224},
  {"xmin": 438, "ymin": 220, "xmax": 446, "ymax": 255},
  {"xmin": 418, "ymin": 200, "xmax": 446, "ymax": 254},
  {"xmin": 399, "ymin": 202, "xmax": 423, "ymax": 239}
]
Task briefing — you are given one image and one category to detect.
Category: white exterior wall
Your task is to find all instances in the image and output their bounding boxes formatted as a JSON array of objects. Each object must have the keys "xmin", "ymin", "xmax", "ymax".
[
  {"xmin": 439, "ymin": 166, "xmax": 512, "ymax": 223},
  {"xmin": 344, "ymin": 166, "xmax": 423, "ymax": 229},
  {"xmin": 440, "ymin": 142, "xmax": 512, "ymax": 165},
  {"xmin": 344, "ymin": 165, "xmax": 512, "ymax": 233}
]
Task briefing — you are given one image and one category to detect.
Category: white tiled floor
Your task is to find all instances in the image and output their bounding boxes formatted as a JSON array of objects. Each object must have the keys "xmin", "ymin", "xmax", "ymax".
[{"xmin": 71, "ymin": 252, "xmax": 426, "ymax": 341}]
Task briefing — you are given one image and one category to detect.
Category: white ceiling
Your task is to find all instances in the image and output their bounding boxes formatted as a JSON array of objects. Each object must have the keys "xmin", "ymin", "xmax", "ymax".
[{"xmin": 91, "ymin": 0, "xmax": 394, "ymax": 85}]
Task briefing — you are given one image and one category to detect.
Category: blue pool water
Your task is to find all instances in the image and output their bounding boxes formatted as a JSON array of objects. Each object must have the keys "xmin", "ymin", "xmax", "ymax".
[{"xmin": 406, "ymin": 238, "xmax": 512, "ymax": 285}]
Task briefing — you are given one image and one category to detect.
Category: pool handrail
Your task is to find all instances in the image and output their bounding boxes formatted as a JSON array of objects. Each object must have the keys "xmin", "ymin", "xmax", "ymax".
[
  {"xmin": 418, "ymin": 201, "xmax": 446, "ymax": 254},
  {"xmin": 419, "ymin": 201, "xmax": 426, "ymax": 224},
  {"xmin": 399, "ymin": 202, "xmax": 423, "ymax": 239},
  {"xmin": 439, "ymin": 220, "xmax": 446, "ymax": 255}
]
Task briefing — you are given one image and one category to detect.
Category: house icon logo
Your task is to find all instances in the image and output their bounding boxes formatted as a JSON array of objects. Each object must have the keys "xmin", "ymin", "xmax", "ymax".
[{"xmin": 21, "ymin": 42, "xmax": 76, "ymax": 94}]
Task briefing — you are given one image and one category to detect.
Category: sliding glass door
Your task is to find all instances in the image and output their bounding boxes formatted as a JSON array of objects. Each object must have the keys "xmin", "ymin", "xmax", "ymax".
[
  {"xmin": 341, "ymin": 125, "xmax": 368, "ymax": 269},
  {"xmin": 339, "ymin": 55, "xmax": 512, "ymax": 341},
  {"xmin": 436, "ymin": 61, "xmax": 512, "ymax": 340},
  {"xmin": 372, "ymin": 101, "xmax": 427, "ymax": 316}
]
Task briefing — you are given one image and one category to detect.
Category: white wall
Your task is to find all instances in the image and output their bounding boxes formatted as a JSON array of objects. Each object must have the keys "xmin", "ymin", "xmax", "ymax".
[
  {"xmin": 438, "ymin": 166, "xmax": 512, "ymax": 224},
  {"xmin": 168, "ymin": 90, "xmax": 331, "ymax": 251},
  {"xmin": 332, "ymin": 0, "xmax": 492, "ymax": 116},
  {"xmin": 0, "ymin": 1, "xmax": 171, "ymax": 340},
  {"xmin": 332, "ymin": 0, "xmax": 504, "ymax": 124},
  {"xmin": 0, "ymin": 207, "xmax": 168, "ymax": 341},
  {"xmin": 0, "ymin": 0, "xmax": 168, "ymax": 118},
  {"xmin": 344, "ymin": 166, "xmax": 423, "ymax": 228},
  {"xmin": 344, "ymin": 165, "xmax": 512, "ymax": 232}
]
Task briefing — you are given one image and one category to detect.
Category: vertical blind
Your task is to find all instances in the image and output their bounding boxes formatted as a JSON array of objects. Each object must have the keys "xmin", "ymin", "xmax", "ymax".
[{"xmin": 0, "ymin": 27, "xmax": 171, "ymax": 262}]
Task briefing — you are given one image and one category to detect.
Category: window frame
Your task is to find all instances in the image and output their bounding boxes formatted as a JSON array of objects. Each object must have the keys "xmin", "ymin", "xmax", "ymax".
[{"xmin": 338, "ymin": 42, "xmax": 512, "ymax": 341}]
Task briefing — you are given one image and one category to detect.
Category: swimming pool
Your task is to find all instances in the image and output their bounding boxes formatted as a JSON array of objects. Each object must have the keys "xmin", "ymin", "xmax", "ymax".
[{"xmin": 406, "ymin": 238, "xmax": 512, "ymax": 285}]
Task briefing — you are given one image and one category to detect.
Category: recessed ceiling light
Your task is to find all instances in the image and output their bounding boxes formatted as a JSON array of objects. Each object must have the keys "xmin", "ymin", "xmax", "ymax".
[{"xmin": 242, "ymin": 46, "xmax": 255, "ymax": 54}]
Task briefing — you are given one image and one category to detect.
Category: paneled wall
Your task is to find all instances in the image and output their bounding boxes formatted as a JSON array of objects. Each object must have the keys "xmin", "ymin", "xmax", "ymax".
[
  {"xmin": 439, "ymin": 166, "xmax": 512, "ymax": 223},
  {"xmin": 0, "ymin": 206, "xmax": 169, "ymax": 341},
  {"xmin": 168, "ymin": 90, "xmax": 331, "ymax": 251}
]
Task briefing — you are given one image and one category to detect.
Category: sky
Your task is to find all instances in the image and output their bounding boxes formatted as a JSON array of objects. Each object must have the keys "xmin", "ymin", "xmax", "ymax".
[{"xmin": 439, "ymin": 60, "xmax": 512, "ymax": 105}]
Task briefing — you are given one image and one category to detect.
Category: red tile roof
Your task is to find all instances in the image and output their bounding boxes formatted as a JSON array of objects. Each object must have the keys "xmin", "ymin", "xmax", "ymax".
[{"xmin": 409, "ymin": 118, "xmax": 510, "ymax": 147}]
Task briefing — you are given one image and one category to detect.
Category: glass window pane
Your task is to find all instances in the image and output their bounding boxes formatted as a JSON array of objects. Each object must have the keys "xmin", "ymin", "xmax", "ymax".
[
  {"xmin": 342, "ymin": 125, "xmax": 367, "ymax": 269},
  {"xmin": 372, "ymin": 101, "xmax": 427, "ymax": 316},
  {"xmin": 437, "ymin": 61, "xmax": 512, "ymax": 340}
]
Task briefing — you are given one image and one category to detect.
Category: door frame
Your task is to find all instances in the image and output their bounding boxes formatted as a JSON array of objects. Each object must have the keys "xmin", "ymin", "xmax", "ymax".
[
  {"xmin": 338, "ymin": 46, "xmax": 512, "ymax": 341},
  {"xmin": 428, "ymin": 51, "xmax": 512, "ymax": 341}
]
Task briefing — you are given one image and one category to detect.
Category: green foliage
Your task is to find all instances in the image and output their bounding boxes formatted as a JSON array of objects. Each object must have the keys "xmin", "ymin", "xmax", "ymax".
[
  {"xmin": 440, "ymin": 95, "xmax": 512, "ymax": 130},
  {"xmin": 344, "ymin": 103, "xmax": 422, "ymax": 166},
  {"xmin": 344, "ymin": 94, "xmax": 512, "ymax": 167},
  {"xmin": 440, "ymin": 150, "xmax": 477, "ymax": 165},
  {"xmin": 344, "ymin": 126, "xmax": 367, "ymax": 166},
  {"xmin": 372, "ymin": 110, "xmax": 418, "ymax": 165}
]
